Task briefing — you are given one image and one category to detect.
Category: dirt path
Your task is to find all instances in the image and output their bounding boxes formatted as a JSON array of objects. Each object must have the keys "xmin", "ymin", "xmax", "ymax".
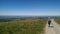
[
  {"xmin": 45, "ymin": 19, "xmax": 60, "ymax": 34},
  {"xmin": 45, "ymin": 20, "xmax": 56, "ymax": 34},
  {"xmin": 52, "ymin": 19, "xmax": 60, "ymax": 34}
]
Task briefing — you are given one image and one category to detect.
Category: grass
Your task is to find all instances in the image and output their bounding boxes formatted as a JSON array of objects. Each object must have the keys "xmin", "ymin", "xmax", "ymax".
[
  {"xmin": 54, "ymin": 18, "xmax": 60, "ymax": 24},
  {"xmin": 0, "ymin": 18, "xmax": 47, "ymax": 34}
]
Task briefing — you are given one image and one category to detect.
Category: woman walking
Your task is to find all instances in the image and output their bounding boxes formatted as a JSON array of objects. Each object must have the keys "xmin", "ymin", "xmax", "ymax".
[
  {"xmin": 48, "ymin": 17, "xmax": 51, "ymax": 27},
  {"xmin": 48, "ymin": 20, "xmax": 51, "ymax": 27}
]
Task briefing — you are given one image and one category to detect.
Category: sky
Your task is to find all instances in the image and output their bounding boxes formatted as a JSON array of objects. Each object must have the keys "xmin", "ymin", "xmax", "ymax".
[{"xmin": 0, "ymin": 0, "xmax": 60, "ymax": 16}]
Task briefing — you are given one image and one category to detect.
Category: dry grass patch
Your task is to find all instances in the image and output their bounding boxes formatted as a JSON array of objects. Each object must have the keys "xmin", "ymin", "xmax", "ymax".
[
  {"xmin": 0, "ymin": 19, "xmax": 47, "ymax": 34},
  {"xmin": 54, "ymin": 18, "xmax": 60, "ymax": 24}
]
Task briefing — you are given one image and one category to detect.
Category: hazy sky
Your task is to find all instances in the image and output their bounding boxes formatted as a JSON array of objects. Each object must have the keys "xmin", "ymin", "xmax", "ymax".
[{"xmin": 0, "ymin": 0, "xmax": 60, "ymax": 16}]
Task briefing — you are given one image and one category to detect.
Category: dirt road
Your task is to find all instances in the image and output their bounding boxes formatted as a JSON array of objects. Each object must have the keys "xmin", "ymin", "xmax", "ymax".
[
  {"xmin": 45, "ymin": 19, "xmax": 60, "ymax": 34},
  {"xmin": 52, "ymin": 19, "xmax": 60, "ymax": 34}
]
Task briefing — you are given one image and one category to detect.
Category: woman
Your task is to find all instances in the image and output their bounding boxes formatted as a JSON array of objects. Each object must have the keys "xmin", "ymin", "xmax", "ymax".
[{"xmin": 48, "ymin": 19, "xmax": 51, "ymax": 27}]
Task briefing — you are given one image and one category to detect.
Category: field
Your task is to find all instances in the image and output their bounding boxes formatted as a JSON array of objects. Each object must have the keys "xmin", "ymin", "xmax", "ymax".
[
  {"xmin": 0, "ymin": 18, "xmax": 47, "ymax": 34},
  {"xmin": 54, "ymin": 18, "xmax": 60, "ymax": 24}
]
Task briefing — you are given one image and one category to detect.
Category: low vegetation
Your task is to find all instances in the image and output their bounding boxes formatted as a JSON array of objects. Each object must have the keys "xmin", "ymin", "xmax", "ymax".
[
  {"xmin": 0, "ymin": 18, "xmax": 47, "ymax": 34},
  {"xmin": 54, "ymin": 18, "xmax": 60, "ymax": 24}
]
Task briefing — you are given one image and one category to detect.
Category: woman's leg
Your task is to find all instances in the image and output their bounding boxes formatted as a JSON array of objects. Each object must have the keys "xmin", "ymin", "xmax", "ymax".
[{"xmin": 48, "ymin": 22, "xmax": 50, "ymax": 27}]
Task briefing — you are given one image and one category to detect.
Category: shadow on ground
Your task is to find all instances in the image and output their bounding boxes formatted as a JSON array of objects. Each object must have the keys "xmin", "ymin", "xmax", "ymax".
[{"xmin": 48, "ymin": 26, "xmax": 54, "ymax": 28}]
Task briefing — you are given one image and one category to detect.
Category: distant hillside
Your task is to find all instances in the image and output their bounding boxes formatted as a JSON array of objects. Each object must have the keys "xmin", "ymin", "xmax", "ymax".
[{"xmin": 0, "ymin": 16, "xmax": 60, "ymax": 19}]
